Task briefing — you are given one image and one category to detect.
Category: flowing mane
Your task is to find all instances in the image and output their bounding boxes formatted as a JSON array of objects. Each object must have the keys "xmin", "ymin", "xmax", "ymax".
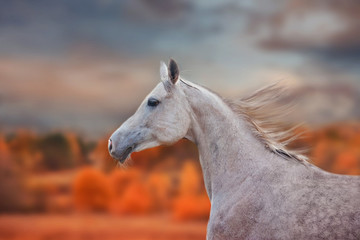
[
  {"xmin": 179, "ymin": 78, "xmax": 308, "ymax": 163},
  {"xmin": 179, "ymin": 79, "xmax": 308, "ymax": 163},
  {"xmin": 225, "ymin": 83, "xmax": 308, "ymax": 163}
]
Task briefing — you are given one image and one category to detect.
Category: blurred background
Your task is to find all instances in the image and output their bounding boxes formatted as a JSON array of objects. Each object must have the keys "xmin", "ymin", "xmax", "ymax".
[{"xmin": 0, "ymin": 0, "xmax": 360, "ymax": 239}]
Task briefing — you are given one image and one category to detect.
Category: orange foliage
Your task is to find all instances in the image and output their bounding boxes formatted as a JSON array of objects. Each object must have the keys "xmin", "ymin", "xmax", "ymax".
[
  {"xmin": 72, "ymin": 160, "xmax": 210, "ymax": 220},
  {"xmin": 172, "ymin": 161, "xmax": 210, "ymax": 221},
  {"xmin": 5, "ymin": 121, "xmax": 360, "ymax": 220},
  {"xmin": 0, "ymin": 136, "xmax": 30, "ymax": 212},
  {"xmin": 89, "ymin": 137, "xmax": 115, "ymax": 172},
  {"xmin": 107, "ymin": 168, "xmax": 156, "ymax": 214},
  {"xmin": 146, "ymin": 172, "xmax": 173, "ymax": 210},
  {"xmin": 108, "ymin": 169, "xmax": 141, "ymax": 198},
  {"xmin": 64, "ymin": 132, "xmax": 85, "ymax": 165},
  {"xmin": 333, "ymin": 151, "xmax": 359, "ymax": 175},
  {"xmin": 110, "ymin": 181, "xmax": 153, "ymax": 215},
  {"xmin": 73, "ymin": 167, "xmax": 156, "ymax": 215},
  {"xmin": 46, "ymin": 194, "xmax": 72, "ymax": 213},
  {"xmin": 172, "ymin": 194, "xmax": 210, "ymax": 221},
  {"xmin": 0, "ymin": 135, "xmax": 11, "ymax": 160},
  {"xmin": 293, "ymin": 123, "xmax": 360, "ymax": 175},
  {"xmin": 131, "ymin": 147, "xmax": 162, "ymax": 169},
  {"xmin": 73, "ymin": 167, "xmax": 111, "ymax": 211},
  {"xmin": 9, "ymin": 130, "xmax": 43, "ymax": 172},
  {"xmin": 312, "ymin": 140, "xmax": 333, "ymax": 167},
  {"xmin": 179, "ymin": 160, "xmax": 202, "ymax": 195}
]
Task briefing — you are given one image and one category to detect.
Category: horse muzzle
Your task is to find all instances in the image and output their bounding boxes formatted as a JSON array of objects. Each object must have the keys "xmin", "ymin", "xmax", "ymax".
[
  {"xmin": 108, "ymin": 128, "xmax": 142, "ymax": 163},
  {"xmin": 108, "ymin": 139, "xmax": 137, "ymax": 163}
]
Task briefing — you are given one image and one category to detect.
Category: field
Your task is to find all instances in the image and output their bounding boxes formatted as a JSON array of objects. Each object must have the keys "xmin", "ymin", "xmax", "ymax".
[{"xmin": 0, "ymin": 214, "xmax": 207, "ymax": 240}]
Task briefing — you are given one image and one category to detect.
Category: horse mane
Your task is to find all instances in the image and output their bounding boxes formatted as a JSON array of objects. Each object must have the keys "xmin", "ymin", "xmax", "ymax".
[
  {"xmin": 179, "ymin": 79, "xmax": 308, "ymax": 163},
  {"xmin": 224, "ymin": 83, "xmax": 309, "ymax": 163}
]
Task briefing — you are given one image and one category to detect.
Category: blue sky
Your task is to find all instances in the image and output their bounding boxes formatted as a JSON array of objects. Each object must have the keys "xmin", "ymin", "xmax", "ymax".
[{"xmin": 0, "ymin": 0, "xmax": 359, "ymax": 137}]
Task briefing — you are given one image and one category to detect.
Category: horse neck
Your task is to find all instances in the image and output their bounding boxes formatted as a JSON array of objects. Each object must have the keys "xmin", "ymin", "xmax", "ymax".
[{"xmin": 182, "ymin": 82, "xmax": 276, "ymax": 201}]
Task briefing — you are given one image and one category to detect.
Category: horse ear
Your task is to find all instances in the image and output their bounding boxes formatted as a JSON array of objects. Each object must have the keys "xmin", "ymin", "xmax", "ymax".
[
  {"xmin": 160, "ymin": 61, "xmax": 168, "ymax": 82},
  {"xmin": 168, "ymin": 59, "xmax": 179, "ymax": 84}
]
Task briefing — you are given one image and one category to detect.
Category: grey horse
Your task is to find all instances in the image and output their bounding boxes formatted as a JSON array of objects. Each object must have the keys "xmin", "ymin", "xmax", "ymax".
[{"xmin": 109, "ymin": 59, "xmax": 360, "ymax": 240}]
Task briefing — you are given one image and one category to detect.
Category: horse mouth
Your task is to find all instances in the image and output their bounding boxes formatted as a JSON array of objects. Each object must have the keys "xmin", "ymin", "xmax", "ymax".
[{"xmin": 119, "ymin": 146, "xmax": 134, "ymax": 163}]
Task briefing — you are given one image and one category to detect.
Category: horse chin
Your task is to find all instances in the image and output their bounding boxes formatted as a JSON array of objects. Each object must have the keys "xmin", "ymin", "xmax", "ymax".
[
  {"xmin": 121, "ymin": 146, "xmax": 135, "ymax": 163},
  {"xmin": 111, "ymin": 145, "xmax": 135, "ymax": 164}
]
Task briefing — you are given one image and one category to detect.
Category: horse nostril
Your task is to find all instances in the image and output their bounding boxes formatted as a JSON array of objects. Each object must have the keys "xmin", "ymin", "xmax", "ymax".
[{"xmin": 108, "ymin": 139, "xmax": 113, "ymax": 152}]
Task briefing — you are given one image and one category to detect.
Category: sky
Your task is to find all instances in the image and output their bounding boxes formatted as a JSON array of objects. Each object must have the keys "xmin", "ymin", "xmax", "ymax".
[{"xmin": 0, "ymin": 0, "xmax": 360, "ymax": 138}]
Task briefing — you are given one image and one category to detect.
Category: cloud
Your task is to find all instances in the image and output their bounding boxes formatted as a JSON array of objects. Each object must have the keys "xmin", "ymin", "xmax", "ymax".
[
  {"xmin": 256, "ymin": 0, "xmax": 360, "ymax": 52},
  {"xmin": 0, "ymin": 57, "xmax": 158, "ymax": 137},
  {"xmin": 0, "ymin": 0, "xmax": 359, "ymax": 137}
]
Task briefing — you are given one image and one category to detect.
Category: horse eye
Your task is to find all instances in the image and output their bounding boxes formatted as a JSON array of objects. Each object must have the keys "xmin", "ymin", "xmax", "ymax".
[{"xmin": 147, "ymin": 98, "xmax": 160, "ymax": 107}]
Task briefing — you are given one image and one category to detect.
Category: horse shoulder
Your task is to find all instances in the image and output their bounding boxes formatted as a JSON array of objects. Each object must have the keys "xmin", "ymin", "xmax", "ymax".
[
  {"xmin": 207, "ymin": 185, "xmax": 279, "ymax": 240},
  {"xmin": 207, "ymin": 168, "xmax": 360, "ymax": 240}
]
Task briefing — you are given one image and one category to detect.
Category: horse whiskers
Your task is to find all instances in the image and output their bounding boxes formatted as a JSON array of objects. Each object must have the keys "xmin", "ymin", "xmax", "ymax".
[{"xmin": 115, "ymin": 155, "xmax": 133, "ymax": 169}]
